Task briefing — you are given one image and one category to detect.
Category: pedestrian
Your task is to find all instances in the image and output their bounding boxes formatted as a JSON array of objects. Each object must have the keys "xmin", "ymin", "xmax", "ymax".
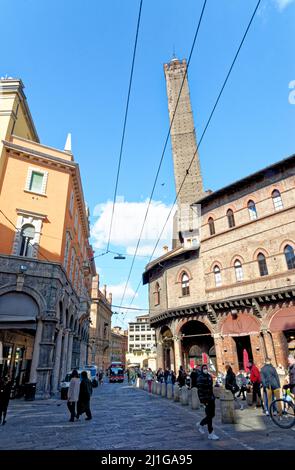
[
  {"xmin": 260, "ymin": 357, "xmax": 281, "ymax": 415},
  {"xmin": 283, "ymin": 354, "xmax": 295, "ymax": 395},
  {"xmin": 0, "ymin": 376, "xmax": 12, "ymax": 425},
  {"xmin": 196, "ymin": 364, "xmax": 219, "ymax": 440},
  {"xmin": 190, "ymin": 367, "xmax": 199, "ymax": 388},
  {"xmin": 77, "ymin": 371, "xmax": 93, "ymax": 421},
  {"xmin": 225, "ymin": 365, "xmax": 239, "ymax": 397},
  {"xmin": 236, "ymin": 371, "xmax": 247, "ymax": 400},
  {"xmin": 127, "ymin": 368, "xmax": 130, "ymax": 384},
  {"xmin": 248, "ymin": 361, "xmax": 264, "ymax": 409},
  {"xmin": 177, "ymin": 366, "xmax": 186, "ymax": 388},
  {"xmin": 67, "ymin": 369, "xmax": 80, "ymax": 422},
  {"xmin": 146, "ymin": 368, "xmax": 153, "ymax": 393}
]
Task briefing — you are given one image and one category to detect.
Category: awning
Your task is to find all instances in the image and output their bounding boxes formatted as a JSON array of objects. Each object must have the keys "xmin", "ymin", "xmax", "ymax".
[{"xmin": 0, "ymin": 292, "xmax": 39, "ymax": 329}]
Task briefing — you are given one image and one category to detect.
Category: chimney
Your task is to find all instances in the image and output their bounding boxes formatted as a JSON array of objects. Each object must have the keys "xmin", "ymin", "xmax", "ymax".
[
  {"xmin": 163, "ymin": 245, "xmax": 169, "ymax": 253},
  {"xmin": 108, "ymin": 292, "xmax": 112, "ymax": 305},
  {"xmin": 103, "ymin": 284, "xmax": 107, "ymax": 298}
]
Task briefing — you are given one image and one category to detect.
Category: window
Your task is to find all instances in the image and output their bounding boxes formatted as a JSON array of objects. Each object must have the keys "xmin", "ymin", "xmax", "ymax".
[
  {"xmin": 213, "ymin": 265, "xmax": 222, "ymax": 287},
  {"xmin": 208, "ymin": 217, "xmax": 215, "ymax": 236},
  {"xmin": 69, "ymin": 248, "xmax": 75, "ymax": 280},
  {"xmin": 181, "ymin": 272, "xmax": 190, "ymax": 296},
  {"xmin": 135, "ymin": 335, "xmax": 140, "ymax": 341},
  {"xmin": 257, "ymin": 253, "xmax": 268, "ymax": 276},
  {"xmin": 154, "ymin": 282, "xmax": 160, "ymax": 306},
  {"xmin": 234, "ymin": 260, "xmax": 243, "ymax": 282},
  {"xmin": 147, "ymin": 335, "xmax": 152, "ymax": 341},
  {"xmin": 74, "ymin": 211, "xmax": 78, "ymax": 231},
  {"xmin": 140, "ymin": 325, "xmax": 146, "ymax": 331},
  {"xmin": 141, "ymin": 335, "xmax": 146, "ymax": 341},
  {"xmin": 284, "ymin": 245, "xmax": 295, "ymax": 270},
  {"xmin": 129, "ymin": 335, "xmax": 134, "ymax": 341},
  {"xmin": 272, "ymin": 189, "xmax": 283, "ymax": 211},
  {"xmin": 19, "ymin": 224, "xmax": 35, "ymax": 257},
  {"xmin": 248, "ymin": 200, "xmax": 257, "ymax": 220},
  {"xmin": 129, "ymin": 326, "xmax": 134, "ymax": 332},
  {"xmin": 63, "ymin": 232, "xmax": 71, "ymax": 269},
  {"xmin": 135, "ymin": 325, "xmax": 140, "ymax": 331},
  {"xmin": 25, "ymin": 168, "xmax": 48, "ymax": 195},
  {"xmin": 227, "ymin": 209, "xmax": 235, "ymax": 228},
  {"xmin": 69, "ymin": 190, "xmax": 74, "ymax": 216}
]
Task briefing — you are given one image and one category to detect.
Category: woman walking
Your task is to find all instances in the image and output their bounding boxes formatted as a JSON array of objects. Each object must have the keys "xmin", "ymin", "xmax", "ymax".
[
  {"xmin": 196, "ymin": 365, "xmax": 219, "ymax": 440},
  {"xmin": 77, "ymin": 371, "xmax": 93, "ymax": 421},
  {"xmin": 0, "ymin": 376, "xmax": 12, "ymax": 425},
  {"xmin": 67, "ymin": 369, "xmax": 80, "ymax": 422}
]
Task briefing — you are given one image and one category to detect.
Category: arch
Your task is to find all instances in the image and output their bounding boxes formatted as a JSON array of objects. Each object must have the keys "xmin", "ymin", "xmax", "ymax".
[
  {"xmin": 0, "ymin": 291, "xmax": 39, "ymax": 328},
  {"xmin": 230, "ymin": 254, "xmax": 245, "ymax": 266},
  {"xmin": 252, "ymin": 247, "xmax": 269, "ymax": 260},
  {"xmin": 220, "ymin": 313, "xmax": 260, "ymax": 336},
  {"xmin": 176, "ymin": 267, "xmax": 193, "ymax": 283},
  {"xmin": 208, "ymin": 217, "xmax": 215, "ymax": 236},
  {"xmin": 271, "ymin": 188, "xmax": 283, "ymax": 210},
  {"xmin": 210, "ymin": 260, "xmax": 223, "ymax": 272},
  {"xmin": 279, "ymin": 239, "xmax": 295, "ymax": 252},
  {"xmin": 19, "ymin": 224, "xmax": 35, "ymax": 257},
  {"xmin": 176, "ymin": 318, "xmax": 213, "ymax": 336},
  {"xmin": 0, "ymin": 284, "xmax": 46, "ymax": 317},
  {"xmin": 247, "ymin": 199, "xmax": 258, "ymax": 220},
  {"xmin": 284, "ymin": 244, "xmax": 295, "ymax": 270},
  {"xmin": 268, "ymin": 307, "xmax": 295, "ymax": 332}
]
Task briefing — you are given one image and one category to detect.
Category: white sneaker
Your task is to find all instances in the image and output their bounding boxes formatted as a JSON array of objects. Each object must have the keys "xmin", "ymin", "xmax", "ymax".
[
  {"xmin": 265, "ymin": 410, "xmax": 269, "ymax": 416},
  {"xmin": 273, "ymin": 411, "xmax": 277, "ymax": 416},
  {"xmin": 196, "ymin": 422, "xmax": 205, "ymax": 434},
  {"xmin": 208, "ymin": 432, "xmax": 219, "ymax": 440}
]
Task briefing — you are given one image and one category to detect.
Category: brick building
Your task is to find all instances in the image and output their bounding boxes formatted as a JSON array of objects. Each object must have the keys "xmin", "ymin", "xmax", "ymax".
[
  {"xmin": 143, "ymin": 58, "xmax": 295, "ymax": 374},
  {"xmin": 110, "ymin": 327, "xmax": 128, "ymax": 366},
  {"xmin": 0, "ymin": 78, "xmax": 96, "ymax": 397}
]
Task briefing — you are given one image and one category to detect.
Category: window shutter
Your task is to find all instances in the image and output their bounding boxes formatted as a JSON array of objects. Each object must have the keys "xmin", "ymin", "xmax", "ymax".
[{"xmin": 41, "ymin": 171, "xmax": 48, "ymax": 194}]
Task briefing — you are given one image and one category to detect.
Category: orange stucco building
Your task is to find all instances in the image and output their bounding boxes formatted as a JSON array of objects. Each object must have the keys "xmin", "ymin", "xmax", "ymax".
[{"xmin": 0, "ymin": 78, "xmax": 96, "ymax": 397}]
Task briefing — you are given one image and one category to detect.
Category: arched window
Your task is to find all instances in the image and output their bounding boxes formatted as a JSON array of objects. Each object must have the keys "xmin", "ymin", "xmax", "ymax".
[
  {"xmin": 284, "ymin": 245, "xmax": 295, "ymax": 270},
  {"xmin": 69, "ymin": 247, "xmax": 76, "ymax": 280},
  {"xmin": 213, "ymin": 265, "xmax": 222, "ymax": 287},
  {"xmin": 248, "ymin": 200, "xmax": 257, "ymax": 220},
  {"xmin": 181, "ymin": 273, "xmax": 190, "ymax": 296},
  {"xmin": 227, "ymin": 209, "xmax": 235, "ymax": 228},
  {"xmin": 208, "ymin": 217, "xmax": 215, "ymax": 236},
  {"xmin": 19, "ymin": 224, "xmax": 35, "ymax": 257},
  {"xmin": 234, "ymin": 259, "xmax": 243, "ymax": 282},
  {"xmin": 257, "ymin": 253, "xmax": 268, "ymax": 276},
  {"xmin": 272, "ymin": 189, "xmax": 283, "ymax": 211},
  {"xmin": 154, "ymin": 282, "xmax": 160, "ymax": 306}
]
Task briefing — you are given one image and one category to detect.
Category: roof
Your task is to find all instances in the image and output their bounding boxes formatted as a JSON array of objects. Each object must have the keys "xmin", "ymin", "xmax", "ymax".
[{"xmin": 195, "ymin": 153, "xmax": 295, "ymax": 207}]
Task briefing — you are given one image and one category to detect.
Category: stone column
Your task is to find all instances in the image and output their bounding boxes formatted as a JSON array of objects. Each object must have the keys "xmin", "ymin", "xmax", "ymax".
[
  {"xmin": 261, "ymin": 330, "xmax": 276, "ymax": 366},
  {"xmin": 60, "ymin": 329, "xmax": 69, "ymax": 381},
  {"xmin": 173, "ymin": 339, "xmax": 182, "ymax": 371},
  {"xmin": 66, "ymin": 333, "xmax": 74, "ymax": 372},
  {"xmin": 29, "ymin": 319, "xmax": 43, "ymax": 383},
  {"xmin": 51, "ymin": 328, "xmax": 63, "ymax": 394},
  {"xmin": 156, "ymin": 342, "xmax": 164, "ymax": 370}
]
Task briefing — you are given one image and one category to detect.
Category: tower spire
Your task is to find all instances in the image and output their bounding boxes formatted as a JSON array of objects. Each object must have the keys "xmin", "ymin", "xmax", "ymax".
[{"xmin": 64, "ymin": 133, "xmax": 72, "ymax": 153}]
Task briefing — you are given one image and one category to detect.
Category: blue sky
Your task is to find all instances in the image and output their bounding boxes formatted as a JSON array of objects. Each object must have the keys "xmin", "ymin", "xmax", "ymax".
[{"xmin": 1, "ymin": 0, "xmax": 295, "ymax": 327}]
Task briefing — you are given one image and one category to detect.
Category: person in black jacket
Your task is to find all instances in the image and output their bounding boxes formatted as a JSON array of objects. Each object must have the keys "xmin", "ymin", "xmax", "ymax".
[
  {"xmin": 77, "ymin": 371, "xmax": 93, "ymax": 421},
  {"xmin": 190, "ymin": 368, "xmax": 199, "ymax": 388},
  {"xmin": 196, "ymin": 365, "xmax": 219, "ymax": 440},
  {"xmin": 0, "ymin": 376, "xmax": 13, "ymax": 425},
  {"xmin": 225, "ymin": 365, "xmax": 239, "ymax": 397},
  {"xmin": 177, "ymin": 366, "xmax": 186, "ymax": 388}
]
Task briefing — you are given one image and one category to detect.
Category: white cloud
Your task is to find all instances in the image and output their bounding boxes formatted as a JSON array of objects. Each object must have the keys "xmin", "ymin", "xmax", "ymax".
[
  {"xmin": 91, "ymin": 198, "xmax": 174, "ymax": 255},
  {"xmin": 274, "ymin": 0, "xmax": 295, "ymax": 10},
  {"xmin": 107, "ymin": 282, "xmax": 138, "ymax": 303}
]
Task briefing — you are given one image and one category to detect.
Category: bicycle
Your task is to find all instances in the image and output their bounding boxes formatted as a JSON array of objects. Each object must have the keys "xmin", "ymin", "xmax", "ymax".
[{"xmin": 269, "ymin": 388, "xmax": 295, "ymax": 429}]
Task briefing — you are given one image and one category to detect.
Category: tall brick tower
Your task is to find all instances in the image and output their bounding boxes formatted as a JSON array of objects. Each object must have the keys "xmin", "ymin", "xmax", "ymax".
[
  {"xmin": 164, "ymin": 57, "xmax": 203, "ymax": 204},
  {"xmin": 164, "ymin": 58, "xmax": 203, "ymax": 247}
]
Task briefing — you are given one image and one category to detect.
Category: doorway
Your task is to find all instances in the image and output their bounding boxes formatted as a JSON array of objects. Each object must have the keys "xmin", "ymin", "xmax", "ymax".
[{"xmin": 234, "ymin": 335, "xmax": 253, "ymax": 371}]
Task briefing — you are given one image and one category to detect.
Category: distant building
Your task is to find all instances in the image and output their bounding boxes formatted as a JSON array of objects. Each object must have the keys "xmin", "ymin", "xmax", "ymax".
[
  {"xmin": 110, "ymin": 326, "xmax": 128, "ymax": 365},
  {"xmin": 143, "ymin": 58, "xmax": 295, "ymax": 373},
  {"xmin": 0, "ymin": 78, "xmax": 96, "ymax": 397},
  {"xmin": 126, "ymin": 315, "xmax": 157, "ymax": 369},
  {"xmin": 88, "ymin": 275, "xmax": 112, "ymax": 370}
]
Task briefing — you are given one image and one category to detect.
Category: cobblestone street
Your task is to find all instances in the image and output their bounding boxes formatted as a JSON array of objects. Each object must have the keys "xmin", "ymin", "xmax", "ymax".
[{"xmin": 0, "ymin": 382, "xmax": 294, "ymax": 450}]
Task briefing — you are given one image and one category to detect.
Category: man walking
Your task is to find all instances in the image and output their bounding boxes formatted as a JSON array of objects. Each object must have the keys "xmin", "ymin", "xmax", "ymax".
[
  {"xmin": 260, "ymin": 358, "xmax": 281, "ymax": 415},
  {"xmin": 196, "ymin": 365, "xmax": 219, "ymax": 440},
  {"xmin": 248, "ymin": 361, "xmax": 264, "ymax": 409},
  {"xmin": 77, "ymin": 371, "xmax": 93, "ymax": 421}
]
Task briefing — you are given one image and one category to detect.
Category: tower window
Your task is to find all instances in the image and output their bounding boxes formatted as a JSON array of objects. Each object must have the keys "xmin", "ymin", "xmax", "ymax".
[
  {"xmin": 213, "ymin": 265, "xmax": 222, "ymax": 287},
  {"xmin": 181, "ymin": 272, "xmax": 190, "ymax": 296},
  {"xmin": 284, "ymin": 245, "xmax": 295, "ymax": 270},
  {"xmin": 227, "ymin": 209, "xmax": 235, "ymax": 228},
  {"xmin": 154, "ymin": 282, "xmax": 160, "ymax": 306},
  {"xmin": 248, "ymin": 200, "xmax": 258, "ymax": 220},
  {"xmin": 19, "ymin": 224, "xmax": 35, "ymax": 257},
  {"xmin": 272, "ymin": 189, "xmax": 283, "ymax": 211},
  {"xmin": 257, "ymin": 253, "xmax": 268, "ymax": 276},
  {"xmin": 234, "ymin": 260, "xmax": 243, "ymax": 282},
  {"xmin": 208, "ymin": 217, "xmax": 215, "ymax": 236}
]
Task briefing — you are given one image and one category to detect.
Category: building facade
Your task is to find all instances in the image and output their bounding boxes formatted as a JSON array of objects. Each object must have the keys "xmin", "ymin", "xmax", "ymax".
[
  {"xmin": 143, "ymin": 58, "xmax": 295, "ymax": 374},
  {"xmin": 0, "ymin": 78, "xmax": 96, "ymax": 397},
  {"xmin": 88, "ymin": 275, "xmax": 112, "ymax": 370},
  {"xmin": 126, "ymin": 315, "xmax": 157, "ymax": 369},
  {"xmin": 110, "ymin": 327, "xmax": 128, "ymax": 365}
]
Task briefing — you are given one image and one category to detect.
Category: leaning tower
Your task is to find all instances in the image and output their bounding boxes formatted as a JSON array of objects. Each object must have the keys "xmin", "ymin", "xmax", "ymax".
[{"xmin": 164, "ymin": 58, "xmax": 203, "ymax": 247}]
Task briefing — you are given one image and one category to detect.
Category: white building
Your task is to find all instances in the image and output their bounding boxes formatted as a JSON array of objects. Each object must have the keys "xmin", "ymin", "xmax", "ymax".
[{"xmin": 126, "ymin": 315, "xmax": 157, "ymax": 369}]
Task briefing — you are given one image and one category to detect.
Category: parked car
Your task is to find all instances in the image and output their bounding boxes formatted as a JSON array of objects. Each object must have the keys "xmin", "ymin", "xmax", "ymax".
[{"xmin": 60, "ymin": 369, "xmax": 92, "ymax": 400}]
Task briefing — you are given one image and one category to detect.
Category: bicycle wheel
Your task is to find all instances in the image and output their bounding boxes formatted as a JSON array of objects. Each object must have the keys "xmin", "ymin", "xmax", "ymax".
[{"xmin": 269, "ymin": 399, "xmax": 295, "ymax": 429}]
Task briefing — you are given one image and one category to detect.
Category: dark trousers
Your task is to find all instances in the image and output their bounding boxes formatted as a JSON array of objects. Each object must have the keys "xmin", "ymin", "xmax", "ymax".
[
  {"xmin": 200, "ymin": 399, "xmax": 215, "ymax": 434},
  {"xmin": 0, "ymin": 402, "xmax": 8, "ymax": 423},
  {"xmin": 67, "ymin": 401, "xmax": 77, "ymax": 421},
  {"xmin": 237, "ymin": 386, "xmax": 247, "ymax": 399},
  {"xmin": 77, "ymin": 400, "xmax": 92, "ymax": 419},
  {"xmin": 252, "ymin": 382, "xmax": 263, "ymax": 407}
]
